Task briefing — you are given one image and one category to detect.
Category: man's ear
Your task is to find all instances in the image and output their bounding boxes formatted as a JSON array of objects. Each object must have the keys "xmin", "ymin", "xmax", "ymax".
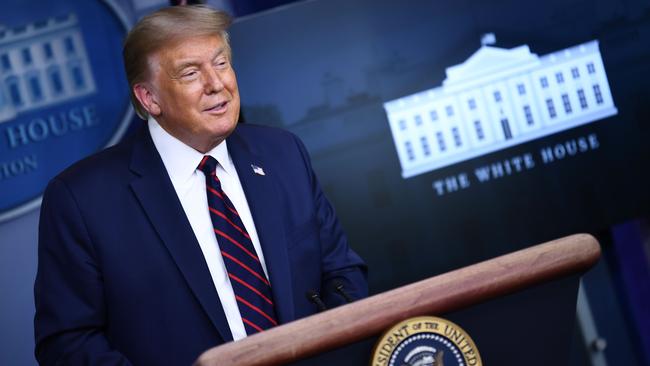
[{"xmin": 133, "ymin": 83, "xmax": 162, "ymax": 116}]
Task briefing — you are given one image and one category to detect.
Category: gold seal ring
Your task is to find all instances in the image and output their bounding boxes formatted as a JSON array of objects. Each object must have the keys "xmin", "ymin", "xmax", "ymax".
[{"xmin": 371, "ymin": 316, "xmax": 482, "ymax": 366}]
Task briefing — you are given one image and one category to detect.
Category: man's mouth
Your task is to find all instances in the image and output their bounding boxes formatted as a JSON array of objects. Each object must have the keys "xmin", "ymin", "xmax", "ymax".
[{"xmin": 205, "ymin": 101, "xmax": 228, "ymax": 113}]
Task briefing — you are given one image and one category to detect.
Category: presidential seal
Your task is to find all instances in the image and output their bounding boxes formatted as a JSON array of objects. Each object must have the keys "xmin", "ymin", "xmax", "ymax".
[{"xmin": 371, "ymin": 316, "xmax": 482, "ymax": 366}]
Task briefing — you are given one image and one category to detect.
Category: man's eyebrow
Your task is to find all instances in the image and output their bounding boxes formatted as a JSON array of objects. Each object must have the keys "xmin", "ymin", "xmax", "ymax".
[
  {"xmin": 211, "ymin": 47, "xmax": 228, "ymax": 61},
  {"xmin": 173, "ymin": 60, "xmax": 199, "ymax": 74}
]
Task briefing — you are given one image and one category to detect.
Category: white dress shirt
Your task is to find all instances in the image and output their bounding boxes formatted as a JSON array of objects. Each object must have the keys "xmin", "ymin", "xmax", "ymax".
[{"xmin": 148, "ymin": 117, "xmax": 269, "ymax": 341}]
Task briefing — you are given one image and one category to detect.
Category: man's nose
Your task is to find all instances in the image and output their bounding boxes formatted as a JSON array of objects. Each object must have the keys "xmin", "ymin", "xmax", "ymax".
[{"xmin": 203, "ymin": 68, "xmax": 224, "ymax": 94}]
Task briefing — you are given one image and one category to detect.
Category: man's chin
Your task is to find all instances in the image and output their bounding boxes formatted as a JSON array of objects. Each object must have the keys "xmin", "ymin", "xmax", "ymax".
[{"xmin": 207, "ymin": 123, "xmax": 237, "ymax": 141}]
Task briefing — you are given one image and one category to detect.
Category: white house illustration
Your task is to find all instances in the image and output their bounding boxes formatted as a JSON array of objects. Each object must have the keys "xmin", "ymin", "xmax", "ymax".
[
  {"xmin": 384, "ymin": 37, "xmax": 617, "ymax": 179},
  {"xmin": 0, "ymin": 14, "xmax": 96, "ymax": 123}
]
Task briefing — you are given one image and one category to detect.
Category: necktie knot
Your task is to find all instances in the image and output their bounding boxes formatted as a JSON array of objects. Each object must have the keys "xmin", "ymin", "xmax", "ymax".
[{"xmin": 198, "ymin": 155, "xmax": 218, "ymax": 177}]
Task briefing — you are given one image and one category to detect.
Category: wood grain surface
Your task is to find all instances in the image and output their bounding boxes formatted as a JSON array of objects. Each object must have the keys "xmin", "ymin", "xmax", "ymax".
[{"xmin": 195, "ymin": 233, "xmax": 600, "ymax": 366}]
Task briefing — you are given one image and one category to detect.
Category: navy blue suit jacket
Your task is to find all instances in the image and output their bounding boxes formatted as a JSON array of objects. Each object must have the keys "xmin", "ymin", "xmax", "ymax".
[{"xmin": 34, "ymin": 124, "xmax": 367, "ymax": 365}]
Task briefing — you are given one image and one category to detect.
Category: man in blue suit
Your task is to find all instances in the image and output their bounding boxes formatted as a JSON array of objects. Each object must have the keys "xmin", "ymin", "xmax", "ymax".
[{"xmin": 34, "ymin": 5, "xmax": 367, "ymax": 365}]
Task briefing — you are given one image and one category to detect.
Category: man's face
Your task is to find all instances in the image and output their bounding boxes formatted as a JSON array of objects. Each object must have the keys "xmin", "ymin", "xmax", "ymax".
[{"xmin": 144, "ymin": 34, "xmax": 240, "ymax": 152}]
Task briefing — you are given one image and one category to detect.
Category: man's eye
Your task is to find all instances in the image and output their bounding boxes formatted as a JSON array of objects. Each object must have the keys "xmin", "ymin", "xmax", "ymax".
[{"xmin": 182, "ymin": 71, "xmax": 198, "ymax": 78}]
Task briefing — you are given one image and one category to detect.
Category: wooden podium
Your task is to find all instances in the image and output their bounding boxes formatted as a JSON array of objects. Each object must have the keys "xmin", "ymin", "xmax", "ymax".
[{"xmin": 195, "ymin": 234, "xmax": 600, "ymax": 366}]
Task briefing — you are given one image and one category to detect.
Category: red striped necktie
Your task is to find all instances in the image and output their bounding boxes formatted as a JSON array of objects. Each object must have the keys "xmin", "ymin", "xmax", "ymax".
[{"xmin": 197, "ymin": 155, "xmax": 278, "ymax": 335}]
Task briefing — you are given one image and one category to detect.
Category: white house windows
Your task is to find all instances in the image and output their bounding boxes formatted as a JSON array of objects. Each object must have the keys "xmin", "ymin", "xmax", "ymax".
[
  {"xmin": 500, "ymin": 118, "xmax": 512, "ymax": 139},
  {"xmin": 546, "ymin": 98, "xmax": 557, "ymax": 118},
  {"xmin": 577, "ymin": 89, "xmax": 588, "ymax": 109},
  {"xmin": 517, "ymin": 84, "xmax": 526, "ymax": 95},
  {"xmin": 405, "ymin": 141, "xmax": 415, "ymax": 161},
  {"xmin": 445, "ymin": 105, "xmax": 454, "ymax": 117},
  {"xmin": 69, "ymin": 62, "xmax": 86, "ymax": 90},
  {"xmin": 47, "ymin": 65, "xmax": 64, "ymax": 95},
  {"xmin": 21, "ymin": 48, "xmax": 32, "ymax": 66},
  {"xmin": 523, "ymin": 105, "xmax": 534, "ymax": 125},
  {"xmin": 43, "ymin": 43, "xmax": 54, "ymax": 60},
  {"xmin": 0, "ymin": 14, "xmax": 97, "ymax": 124},
  {"xmin": 561, "ymin": 93, "xmax": 572, "ymax": 114},
  {"xmin": 540, "ymin": 76, "xmax": 549, "ymax": 88},
  {"xmin": 420, "ymin": 136, "xmax": 431, "ymax": 156},
  {"xmin": 0, "ymin": 55, "xmax": 11, "ymax": 73},
  {"xmin": 451, "ymin": 127, "xmax": 462, "ymax": 146},
  {"xmin": 474, "ymin": 120, "xmax": 484, "ymax": 140},
  {"xmin": 587, "ymin": 62, "xmax": 596, "ymax": 74},
  {"xmin": 64, "ymin": 36, "xmax": 76, "ymax": 55},
  {"xmin": 436, "ymin": 131, "xmax": 446, "ymax": 151},
  {"xmin": 414, "ymin": 114, "xmax": 423, "ymax": 126},
  {"xmin": 593, "ymin": 84, "xmax": 603, "ymax": 104},
  {"xmin": 384, "ymin": 39, "xmax": 617, "ymax": 178},
  {"xmin": 26, "ymin": 72, "xmax": 43, "ymax": 102},
  {"xmin": 6, "ymin": 76, "xmax": 23, "ymax": 107}
]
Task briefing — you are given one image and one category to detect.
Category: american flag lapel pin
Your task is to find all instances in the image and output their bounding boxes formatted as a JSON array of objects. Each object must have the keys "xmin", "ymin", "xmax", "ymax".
[{"xmin": 251, "ymin": 164, "xmax": 265, "ymax": 176}]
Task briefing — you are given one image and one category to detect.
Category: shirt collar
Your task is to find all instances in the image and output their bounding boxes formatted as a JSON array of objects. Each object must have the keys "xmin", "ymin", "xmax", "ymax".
[{"xmin": 148, "ymin": 116, "xmax": 236, "ymax": 186}]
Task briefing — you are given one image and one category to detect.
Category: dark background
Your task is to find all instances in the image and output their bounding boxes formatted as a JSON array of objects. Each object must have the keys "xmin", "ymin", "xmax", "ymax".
[
  {"xmin": 227, "ymin": 1, "xmax": 650, "ymax": 364},
  {"xmin": 229, "ymin": 0, "xmax": 650, "ymax": 293}
]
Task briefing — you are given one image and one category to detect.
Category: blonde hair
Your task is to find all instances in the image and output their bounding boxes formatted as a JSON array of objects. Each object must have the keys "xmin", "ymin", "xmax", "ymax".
[{"xmin": 123, "ymin": 5, "xmax": 232, "ymax": 119}]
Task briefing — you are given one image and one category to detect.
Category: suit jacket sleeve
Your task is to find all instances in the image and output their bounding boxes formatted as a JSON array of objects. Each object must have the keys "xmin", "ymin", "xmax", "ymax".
[
  {"xmin": 34, "ymin": 177, "xmax": 132, "ymax": 366},
  {"xmin": 291, "ymin": 133, "xmax": 369, "ymax": 307}
]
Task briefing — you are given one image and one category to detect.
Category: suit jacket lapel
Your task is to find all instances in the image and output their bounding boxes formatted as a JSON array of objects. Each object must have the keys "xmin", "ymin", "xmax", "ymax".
[
  {"xmin": 227, "ymin": 128, "xmax": 295, "ymax": 324},
  {"xmin": 128, "ymin": 127, "xmax": 233, "ymax": 342}
]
